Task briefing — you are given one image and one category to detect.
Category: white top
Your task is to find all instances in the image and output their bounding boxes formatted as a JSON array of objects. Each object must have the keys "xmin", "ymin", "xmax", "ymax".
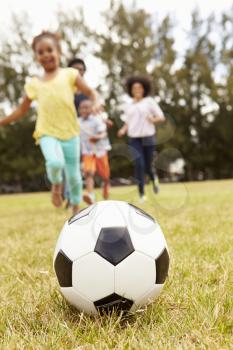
[
  {"xmin": 80, "ymin": 114, "xmax": 111, "ymax": 157},
  {"xmin": 123, "ymin": 97, "xmax": 164, "ymax": 138}
]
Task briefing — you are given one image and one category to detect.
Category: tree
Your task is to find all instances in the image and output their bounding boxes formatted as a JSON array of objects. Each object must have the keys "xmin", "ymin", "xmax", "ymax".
[
  {"xmin": 210, "ymin": 10, "xmax": 233, "ymax": 178},
  {"xmin": 0, "ymin": 13, "xmax": 45, "ymax": 191},
  {"xmin": 169, "ymin": 10, "xmax": 218, "ymax": 179}
]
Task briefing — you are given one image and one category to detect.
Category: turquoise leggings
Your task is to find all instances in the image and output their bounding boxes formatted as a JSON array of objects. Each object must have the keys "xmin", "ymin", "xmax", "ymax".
[{"xmin": 39, "ymin": 136, "xmax": 82, "ymax": 205}]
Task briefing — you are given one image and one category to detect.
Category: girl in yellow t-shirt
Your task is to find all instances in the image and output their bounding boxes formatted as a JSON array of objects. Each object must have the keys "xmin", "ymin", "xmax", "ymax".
[{"xmin": 0, "ymin": 31, "xmax": 102, "ymax": 215}]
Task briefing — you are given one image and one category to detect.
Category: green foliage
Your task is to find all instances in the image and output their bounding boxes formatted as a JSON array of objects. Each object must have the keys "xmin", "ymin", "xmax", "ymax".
[{"xmin": 0, "ymin": 4, "xmax": 233, "ymax": 191}]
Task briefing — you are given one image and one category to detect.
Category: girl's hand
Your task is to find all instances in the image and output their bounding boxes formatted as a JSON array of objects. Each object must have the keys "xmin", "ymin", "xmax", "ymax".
[
  {"xmin": 147, "ymin": 114, "xmax": 166, "ymax": 124},
  {"xmin": 105, "ymin": 119, "xmax": 113, "ymax": 128},
  {"xmin": 117, "ymin": 128, "xmax": 126, "ymax": 138},
  {"xmin": 92, "ymin": 102, "xmax": 103, "ymax": 115},
  {"xmin": 147, "ymin": 114, "xmax": 155, "ymax": 123},
  {"xmin": 0, "ymin": 96, "xmax": 31, "ymax": 126}
]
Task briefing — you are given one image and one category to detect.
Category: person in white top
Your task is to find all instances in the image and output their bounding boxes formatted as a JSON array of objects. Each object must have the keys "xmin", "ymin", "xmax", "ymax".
[{"xmin": 118, "ymin": 76, "xmax": 165, "ymax": 202}]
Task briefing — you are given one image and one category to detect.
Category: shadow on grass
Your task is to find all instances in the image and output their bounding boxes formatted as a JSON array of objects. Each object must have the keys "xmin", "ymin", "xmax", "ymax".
[{"xmin": 50, "ymin": 287, "xmax": 169, "ymax": 331}]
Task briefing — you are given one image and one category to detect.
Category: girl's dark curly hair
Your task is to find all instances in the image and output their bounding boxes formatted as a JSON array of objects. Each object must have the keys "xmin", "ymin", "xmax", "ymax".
[
  {"xmin": 125, "ymin": 75, "xmax": 152, "ymax": 97},
  {"xmin": 32, "ymin": 31, "xmax": 62, "ymax": 53}
]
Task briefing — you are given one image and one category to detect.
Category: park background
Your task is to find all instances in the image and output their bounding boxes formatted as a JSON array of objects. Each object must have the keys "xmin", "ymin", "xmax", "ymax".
[
  {"xmin": 0, "ymin": 0, "xmax": 233, "ymax": 192},
  {"xmin": 0, "ymin": 2, "xmax": 232, "ymax": 349}
]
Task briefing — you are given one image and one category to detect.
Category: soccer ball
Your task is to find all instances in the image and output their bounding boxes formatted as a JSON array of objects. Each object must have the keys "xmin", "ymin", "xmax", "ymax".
[{"xmin": 53, "ymin": 200, "xmax": 169, "ymax": 315}]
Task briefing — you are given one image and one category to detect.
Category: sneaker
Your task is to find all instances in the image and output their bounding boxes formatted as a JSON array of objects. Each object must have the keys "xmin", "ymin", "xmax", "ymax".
[
  {"xmin": 152, "ymin": 177, "xmax": 160, "ymax": 194},
  {"xmin": 83, "ymin": 192, "xmax": 96, "ymax": 205},
  {"xmin": 138, "ymin": 195, "xmax": 147, "ymax": 204},
  {"xmin": 103, "ymin": 182, "xmax": 110, "ymax": 200}
]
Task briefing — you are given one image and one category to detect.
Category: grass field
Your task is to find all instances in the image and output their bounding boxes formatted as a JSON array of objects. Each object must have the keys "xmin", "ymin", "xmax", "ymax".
[{"xmin": 0, "ymin": 180, "xmax": 233, "ymax": 349}]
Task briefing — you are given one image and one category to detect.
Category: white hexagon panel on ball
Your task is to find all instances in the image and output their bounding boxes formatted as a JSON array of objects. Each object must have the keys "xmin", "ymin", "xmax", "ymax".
[
  {"xmin": 115, "ymin": 251, "xmax": 156, "ymax": 301},
  {"xmin": 60, "ymin": 287, "xmax": 97, "ymax": 314},
  {"xmin": 130, "ymin": 284, "xmax": 164, "ymax": 312},
  {"xmin": 127, "ymin": 204, "xmax": 168, "ymax": 259},
  {"xmin": 72, "ymin": 252, "xmax": 114, "ymax": 302},
  {"xmin": 54, "ymin": 205, "xmax": 98, "ymax": 262}
]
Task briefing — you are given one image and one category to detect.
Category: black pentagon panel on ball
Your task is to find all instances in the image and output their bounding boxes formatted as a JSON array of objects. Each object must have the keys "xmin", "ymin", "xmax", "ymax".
[
  {"xmin": 94, "ymin": 293, "xmax": 133, "ymax": 315},
  {"xmin": 54, "ymin": 250, "xmax": 73, "ymax": 287},
  {"xmin": 129, "ymin": 203, "xmax": 155, "ymax": 223},
  {"xmin": 155, "ymin": 248, "xmax": 169, "ymax": 284},
  {"xmin": 94, "ymin": 227, "xmax": 134, "ymax": 266},
  {"xmin": 68, "ymin": 204, "xmax": 96, "ymax": 225}
]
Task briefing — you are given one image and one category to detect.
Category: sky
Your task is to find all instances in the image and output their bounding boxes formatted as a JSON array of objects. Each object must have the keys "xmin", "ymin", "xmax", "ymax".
[
  {"xmin": 0, "ymin": 0, "xmax": 232, "ymax": 34},
  {"xmin": 0, "ymin": 0, "xmax": 232, "ymax": 85}
]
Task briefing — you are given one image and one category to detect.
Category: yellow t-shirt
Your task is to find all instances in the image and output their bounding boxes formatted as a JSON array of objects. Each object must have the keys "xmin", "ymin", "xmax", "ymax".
[{"xmin": 24, "ymin": 67, "xmax": 80, "ymax": 141}]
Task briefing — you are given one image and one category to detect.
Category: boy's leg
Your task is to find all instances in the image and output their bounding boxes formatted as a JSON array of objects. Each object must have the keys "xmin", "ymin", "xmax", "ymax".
[
  {"xmin": 61, "ymin": 137, "xmax": 82, "ymax": 213},
  {"xmin": 39, "ymin": 136, "xmax": 64, "ymax": 207},
  {"xmin": 96, "ymin": 153, "xmax": 110, "ymax": 199},
  {"xmin": 85, "ymin": 174, "xmax": 95, "ymax": 194},
  {"xmin": 82, "ymin": 155, "xmax": 96, "ymax": 204}
]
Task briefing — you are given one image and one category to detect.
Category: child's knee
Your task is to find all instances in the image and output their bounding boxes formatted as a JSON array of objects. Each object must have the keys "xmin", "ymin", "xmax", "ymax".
[
  {"xmin": 68, "ymin": 175, "xmax": 82, "ymax": 192},
  {"xmin": 47, "ymin": 159, "xmax": 64, "ymax": 171},
  {"xmin": 84, "ymin": 171, "xmax": 94, "ymax": 178}
]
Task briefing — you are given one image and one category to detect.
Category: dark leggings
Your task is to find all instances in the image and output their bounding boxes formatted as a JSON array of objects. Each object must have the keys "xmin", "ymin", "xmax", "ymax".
[{"xmin": 129, "ymin": 136, "xmax": 156, "ymax": 196}]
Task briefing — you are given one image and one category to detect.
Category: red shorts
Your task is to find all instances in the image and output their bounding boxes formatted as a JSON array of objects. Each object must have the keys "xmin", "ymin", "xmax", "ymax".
[{"xmin": 82, "ymin": 154, "xmax": 110, "ymax": 180}]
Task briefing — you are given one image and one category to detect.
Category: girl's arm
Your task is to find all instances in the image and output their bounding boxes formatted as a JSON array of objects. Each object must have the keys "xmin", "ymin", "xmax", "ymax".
[
  {"xmin": 117, "ymin": 123, "xmax": 128, "ymax": 138},
  {"xmin": 0, "ymin": 96, "xmax": 32, "ymax": 126},
  {"xmin": 75, "ymin": 75, "xmax": 102, "ymax": 114},
  {"xmin": 147, "ymin": 100, "xmax": 166, "ymax": 124},
  {"xmin": 147, "ymin": 113, "xmax": 165, "ymax": 124},
  {"xmin": 105, "ymin": 119, "xmax": 113, "ymax": 128}
]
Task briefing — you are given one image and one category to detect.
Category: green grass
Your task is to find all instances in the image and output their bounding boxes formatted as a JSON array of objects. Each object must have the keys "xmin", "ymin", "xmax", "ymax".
[{"xmin": 0, "ymin": 180, "xmax": 233, "ymax": 349}]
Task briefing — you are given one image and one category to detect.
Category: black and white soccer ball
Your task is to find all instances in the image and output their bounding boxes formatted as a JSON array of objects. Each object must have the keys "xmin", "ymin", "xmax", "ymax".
[{"xmin": 54, "ymin": 200, "xmax": 169, "ymax": 315}]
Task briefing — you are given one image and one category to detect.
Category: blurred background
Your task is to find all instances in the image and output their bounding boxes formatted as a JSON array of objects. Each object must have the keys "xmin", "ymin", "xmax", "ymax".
[{"xmin": 0, "ymin": 0, "xmax": 233, "ymax": 193}]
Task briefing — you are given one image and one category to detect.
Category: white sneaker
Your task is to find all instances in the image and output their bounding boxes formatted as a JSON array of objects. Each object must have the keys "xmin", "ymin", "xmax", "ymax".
[
  {"xmin": 138, "ymin": 195, "xmax": 147, "ymax": 204},
  {"xmin": 83, "ymin": 192, "xmax": 96, "ymax": 205}
]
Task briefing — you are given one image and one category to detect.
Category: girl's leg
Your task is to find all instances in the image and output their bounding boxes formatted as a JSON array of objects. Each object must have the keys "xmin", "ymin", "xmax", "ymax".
[
  {"xmin": 129, "ymin": 138, "xmax": 145, "ymax": 197},
  {"xmin": 39, "ymin": 136, "xmax": 64, "ymax": 207},
  {"xmin": 61, "ymin": 137, "xmax": 82, "ymax": 214},
  {"xmin": 143, "ymin": 145, "xmax": 155, "ymax": 182},
  {"xmin": 143, "ymin": 137, "xmax": 159, "ymax": 193}
]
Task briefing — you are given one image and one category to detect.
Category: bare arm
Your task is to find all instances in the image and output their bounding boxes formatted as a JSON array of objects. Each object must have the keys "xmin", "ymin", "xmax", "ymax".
[
  {"xmin": 89, "ymin": 131, "xmax": 107, "ymax": 143},
  {"xmin": 117, "ymin": 123, "xmax": 128, "ymax": 138},
  {"xmin": 75, "ymin": 75, "xmax": 102, "ymax": 114},
  {"xmin": 0, "ymin": 96, "xmax": 32, "ymax": 126},
  {"xmin": 148, "ymin": 113, "xmax": 166, "ymax": 124}
]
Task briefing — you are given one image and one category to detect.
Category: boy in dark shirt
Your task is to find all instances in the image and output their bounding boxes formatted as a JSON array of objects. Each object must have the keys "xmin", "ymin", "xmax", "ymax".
[{"xmin": 68, "ymin": 58, "xmax": 88, "ymax": 114}]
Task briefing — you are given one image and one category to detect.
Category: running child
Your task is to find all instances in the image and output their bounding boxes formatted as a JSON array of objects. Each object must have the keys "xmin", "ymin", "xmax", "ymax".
[
  {"xmin": 118, "ymin": 75, "xmax": 165, "ymax": 202},
  {"xmin": 0, "ymin": 31, "xmax": 102, "ymax": 215},
  {"xmin": 79, "ymin": 98, "xmax": 111, "ymax": 204}
]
